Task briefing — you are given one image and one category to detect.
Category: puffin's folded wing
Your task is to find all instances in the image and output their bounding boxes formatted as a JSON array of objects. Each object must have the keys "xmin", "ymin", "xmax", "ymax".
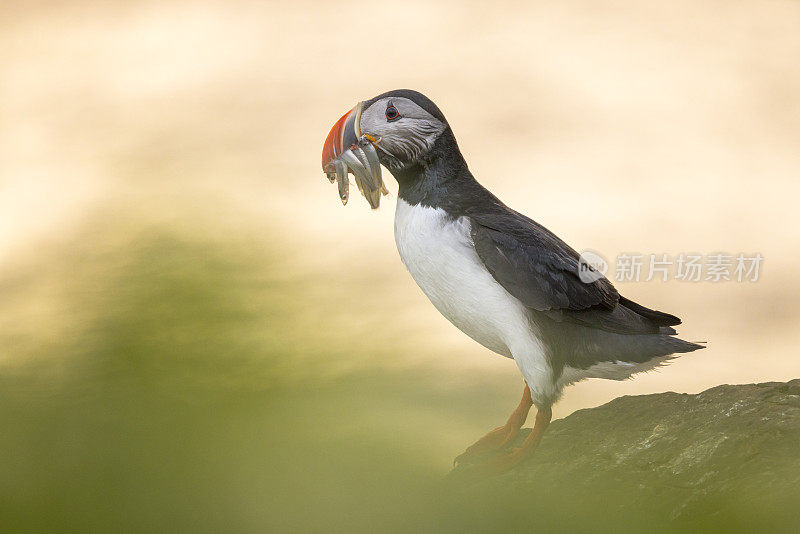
[
  {"xmin": 470, "ymin": 218, "xmax": 618, "ymax": 312},
  {"xmin": 470, "ymin": 215, "xmax": 680, "ymax": 335}
]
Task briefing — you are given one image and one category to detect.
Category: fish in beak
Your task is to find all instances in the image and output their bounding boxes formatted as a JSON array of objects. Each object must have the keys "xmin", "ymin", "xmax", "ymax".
[{"xmin": 321, "ymin": 102, "xmax": 387, "ymax": 208}]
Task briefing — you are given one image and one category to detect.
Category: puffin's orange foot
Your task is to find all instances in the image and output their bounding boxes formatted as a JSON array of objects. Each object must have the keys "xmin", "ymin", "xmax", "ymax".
[
  {"xmin": 447, "ymin": 447, "xmax": 529, "ymax": 483},
  {"xmin": 480, "ymin": 447, "xmax": 526, "ymax": 474},
  {"xmin": 453, "ymin": 385, "xmax": 533, "ymax": 467},
  {"xmin": 453, "ymin": 425, "xmax": 520, "ymax": 467},
  {"xmin": 449, "ymin": 407, "xmax": 552, "ymax": 481}
]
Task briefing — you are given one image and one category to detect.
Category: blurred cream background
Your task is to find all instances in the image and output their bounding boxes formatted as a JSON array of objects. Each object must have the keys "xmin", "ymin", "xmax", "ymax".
[{"xmin": 2, "ymin": 0, "xmax": 799, "ymax": 421}]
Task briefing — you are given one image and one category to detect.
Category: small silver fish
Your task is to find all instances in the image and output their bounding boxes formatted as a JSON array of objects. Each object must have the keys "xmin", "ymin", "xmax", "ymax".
[
  {"xmin": 357, "ymin": 140, "xmax": 386, "ymax": 196},
  {"xmin": 334, "ymin": 159, "xmax": 349, "ymax": 205},
  {"xmin": 326, "ymin": 135, "xmax": 386, "ymax": 208}
]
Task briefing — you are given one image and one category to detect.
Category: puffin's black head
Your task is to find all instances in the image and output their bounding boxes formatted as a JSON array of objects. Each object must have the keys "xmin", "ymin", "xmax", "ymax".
[{"xmin": 321, "ymin": 89, "xmax": 449, "ymax": 177}]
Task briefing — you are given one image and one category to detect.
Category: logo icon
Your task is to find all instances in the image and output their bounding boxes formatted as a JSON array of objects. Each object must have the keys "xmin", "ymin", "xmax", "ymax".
[{"xmin": 577, "ymin": 250, "xmax": 609, "ymax": 283}]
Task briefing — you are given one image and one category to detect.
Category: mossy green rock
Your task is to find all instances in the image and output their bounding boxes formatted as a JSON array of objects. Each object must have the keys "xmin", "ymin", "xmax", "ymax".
[{"xmin": 461, "ymin": 380, "xmax": 800, "ymax": 532}]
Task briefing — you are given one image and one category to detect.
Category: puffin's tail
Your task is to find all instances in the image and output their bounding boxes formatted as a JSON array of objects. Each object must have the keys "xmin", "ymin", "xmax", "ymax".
[{"xmin": 618, "ymin": 296, "xmax": 681, "ymax": 327}]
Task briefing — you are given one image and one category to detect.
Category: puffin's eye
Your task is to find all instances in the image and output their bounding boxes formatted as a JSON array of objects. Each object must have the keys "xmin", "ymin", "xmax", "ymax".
[{"xmin": 385, "ymin": 103, "xmax": 400, "ymax": 122}]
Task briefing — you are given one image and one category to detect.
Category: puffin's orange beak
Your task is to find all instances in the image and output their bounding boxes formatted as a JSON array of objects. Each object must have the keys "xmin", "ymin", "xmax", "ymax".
[
  {"xmin": 320, "ymin": 102, "xmax": 386, "ymax": 208},
  {"xmin": 321, "ymin": 103, "xmax": 362, "ymax": 175}
]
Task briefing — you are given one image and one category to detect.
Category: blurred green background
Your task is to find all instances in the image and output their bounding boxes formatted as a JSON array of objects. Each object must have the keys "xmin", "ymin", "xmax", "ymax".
[{"xmin": 1, "ymin": 0, "xmax": 799, "ymax": 531}]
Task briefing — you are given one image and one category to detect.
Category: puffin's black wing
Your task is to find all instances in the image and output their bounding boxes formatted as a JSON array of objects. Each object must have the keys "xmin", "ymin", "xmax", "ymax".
[
  {"xmin": 469, "ymin": 210, "xmax": 617, "ymax": 312},
  {"xmin": 470, "ymin": 209, "xmax": 681, "ymax": 335}
]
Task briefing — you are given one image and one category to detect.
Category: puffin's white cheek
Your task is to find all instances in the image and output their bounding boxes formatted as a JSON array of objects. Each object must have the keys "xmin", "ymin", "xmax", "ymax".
[
  {"xmin": 368, "ymin": 121, "xmax": 395, "ymax": 141},
  {"xmin": 377, "ymin": 133, "xmax": 411, "ymax": 156}
]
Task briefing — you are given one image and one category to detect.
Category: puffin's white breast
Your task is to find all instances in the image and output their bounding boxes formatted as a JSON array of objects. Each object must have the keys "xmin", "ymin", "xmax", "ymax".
[{"xmin": 393, "ymin": 199, "xmax": 539, "ymax": 360}]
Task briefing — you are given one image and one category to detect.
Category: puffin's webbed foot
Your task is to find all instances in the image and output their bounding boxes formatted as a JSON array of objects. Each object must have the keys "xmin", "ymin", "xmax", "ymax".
[
  {"xmin": 453, "ymin": 385, "xmax": 533, "ymax": 467},
  {"xmin": 453, "ymin": 425, "xmax": 520, "ymax": 466},
  {"xmin": 450, "ymin": 406, "xmax": 552, "ymax": 479}
]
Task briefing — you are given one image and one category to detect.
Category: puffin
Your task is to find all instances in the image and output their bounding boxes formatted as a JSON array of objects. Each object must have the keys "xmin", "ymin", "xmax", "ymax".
[{"xmin": 321, "ymin": 89, "xmax": 704, "ymax": 473}]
